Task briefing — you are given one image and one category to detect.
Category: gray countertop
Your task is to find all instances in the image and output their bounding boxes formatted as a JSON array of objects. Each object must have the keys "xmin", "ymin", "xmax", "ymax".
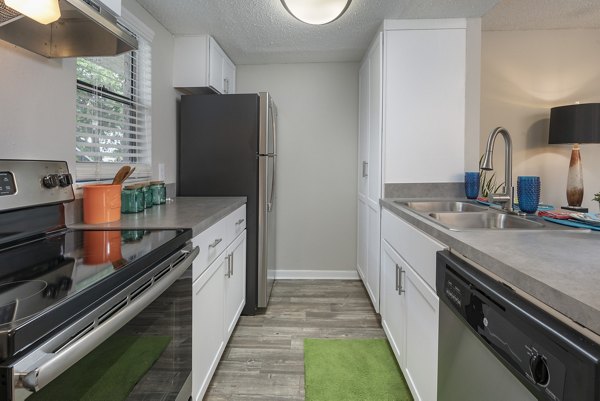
[
  {"xmin": 381, "ymin": 198, "xmax": 600, "ymax": 337},
  {"xmin": 70, "ymin": 197, "xmax": 247, "ymax": 237}
]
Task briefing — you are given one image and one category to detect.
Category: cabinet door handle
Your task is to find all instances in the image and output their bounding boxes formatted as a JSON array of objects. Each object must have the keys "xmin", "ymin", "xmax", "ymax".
[
  {"xmin": 224, "ymin": 78, "xmax": 229, "ymax": 94},
  {"xmin": 395, "ymin": 264, "xmax": 399, "ymax": 291},
  {"xmin": 229, "ymin": 252, "xmax": 234, "ymax": 276},
  {"xmin": 398, "ymin": 268, "xmax": 406, "ymax": 295},
  {"xmin": 362, "ymin": 161, "xmax": 368, "ymax": 177},
  {"xmin": 235, "ymin": 219, "xmax": 245, "ymax": 226},
  {"xmin": 209, "ymin": 238, "xmax": 222, "ymax": 248},
  {"xmin": 225, "ymin": 255, "xmax": 231, "ymax": 277}
]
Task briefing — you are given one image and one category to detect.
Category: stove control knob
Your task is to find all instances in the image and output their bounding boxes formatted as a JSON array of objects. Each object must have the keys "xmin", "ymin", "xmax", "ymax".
[
  {"xmin": 58, "ymin": 173, "xmax": 73, "ymax": 187},
  {"xmin": 44, "ymin": 284, "xmax": 58, "ymax": 298},
  {"xmin": 60, "ymin": 277, "xmax": 73, "ymax": 291},
  {"xmin": 530, "ymin": 354, "xmax": 550, "ymax": 387},
  {"xmin": 42, "ymin": 174, "xmax": 59, "ymax": 188}
]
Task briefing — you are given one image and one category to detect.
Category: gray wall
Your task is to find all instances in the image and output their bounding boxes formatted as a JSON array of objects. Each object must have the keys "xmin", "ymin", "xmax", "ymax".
[
  {"xmin": 0, "ymin": 0, "xmax": 178, "ymax": 184},
  {"xmin": 237, "ymin": 63, "xmax": 359, "ymax": 273},
  {"xmin": 481, "ymin": 29, "xmax": 600, "ymax": 211}
]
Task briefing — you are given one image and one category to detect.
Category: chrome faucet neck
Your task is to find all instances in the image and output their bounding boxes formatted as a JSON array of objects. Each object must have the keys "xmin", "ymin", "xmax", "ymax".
[{"xmin": 480, "ymin": 127, "xmax": 513, "ymax": 212}]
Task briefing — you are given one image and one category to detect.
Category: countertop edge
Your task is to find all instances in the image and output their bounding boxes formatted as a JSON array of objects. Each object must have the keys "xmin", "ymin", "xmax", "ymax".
[
  {"xmin": 380, "ymin": 198, "xmax": 600, "ymax": 337},
  {"xmin": 69, "ymin": 197, "xmax": 247, "ymax": 237}
]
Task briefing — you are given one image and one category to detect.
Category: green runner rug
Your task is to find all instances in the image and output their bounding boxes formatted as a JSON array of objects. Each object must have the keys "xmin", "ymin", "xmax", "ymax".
[
  {"xmin": 304, "ymin": 338, "xmax": 413, "ymax": 401},
  {"xmin": 29, "ymin": 335, "xmax": 171, "ymax": 401}
]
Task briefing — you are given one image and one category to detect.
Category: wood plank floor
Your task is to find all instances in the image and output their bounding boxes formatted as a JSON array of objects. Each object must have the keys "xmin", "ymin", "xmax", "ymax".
[{"xmin": 203, "ymin": 279, "xmax": 386, "ymax": 401}]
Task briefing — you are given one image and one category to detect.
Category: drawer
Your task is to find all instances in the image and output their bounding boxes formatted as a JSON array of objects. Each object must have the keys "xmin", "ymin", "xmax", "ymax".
[
  {"xmin": 381, "ymin": 208, "xmax": 446, "ymax": 289},
  {"xmin": 229, "ymin": 204, "xmax": 246, "ymax": 239},
  {"xmin": 192, "ymin": 205, "xmax": 246, "ymax": 281}
]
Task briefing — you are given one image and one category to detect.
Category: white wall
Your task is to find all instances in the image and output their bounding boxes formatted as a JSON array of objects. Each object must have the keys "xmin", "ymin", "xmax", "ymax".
[
  {"xmin": 481, "ymin": 29, "xmax": 600, "ymax": 211},
  {"xmin": 237, "ymin": 63, "xmax": 359, "ymax": 273},
  {"xmin": 0, "ymin": 44, "xmax": 77, "ymax": 168},
  {"xmin": 0, "ymin": 0, "xmax": 178, "ymax": 184}
]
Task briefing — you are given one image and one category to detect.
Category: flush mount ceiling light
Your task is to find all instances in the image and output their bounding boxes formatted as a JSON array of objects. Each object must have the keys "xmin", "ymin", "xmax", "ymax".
[
  {"xmin": 281, "ymin": 0, "xmax": 352, "ymax": 25},
  {"xmin": 5, "ymin": 0, "xmax": 60, "ymax": 24}
]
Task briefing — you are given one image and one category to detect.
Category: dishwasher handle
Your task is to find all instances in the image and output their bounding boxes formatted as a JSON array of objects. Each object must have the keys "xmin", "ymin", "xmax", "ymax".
[{"xmin": 19, "ymin": 246, "xmax": 199, "ymax": 392}]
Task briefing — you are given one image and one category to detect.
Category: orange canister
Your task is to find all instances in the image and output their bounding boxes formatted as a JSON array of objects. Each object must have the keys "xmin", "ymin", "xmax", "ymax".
[
  {"xmin": 83, "ymin": 230, "xmax": 122, "ymax": 265},
  {"xmin": 83, "ymin": 184, "xmax": 122, "ymax": 224}
]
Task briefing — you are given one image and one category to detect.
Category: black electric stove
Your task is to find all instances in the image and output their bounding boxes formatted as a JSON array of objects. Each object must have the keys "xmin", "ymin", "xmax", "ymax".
[
  {"xmin": 0, "ymin": 160, "xmax": 196, "ymax": 401},
  {"xmin": 0, "ymin": 224, "xmax": 190, "ymax": 362}
]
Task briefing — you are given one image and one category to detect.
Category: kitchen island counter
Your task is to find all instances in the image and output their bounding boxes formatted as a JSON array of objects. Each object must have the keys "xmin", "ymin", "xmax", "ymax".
[
  {"xmin": 381, "ymin": 198, "xmax": 600, "ymax": 338},
  {"xmin": 70, "ymin": 196, "xmax": 247, "ymax": 236}
]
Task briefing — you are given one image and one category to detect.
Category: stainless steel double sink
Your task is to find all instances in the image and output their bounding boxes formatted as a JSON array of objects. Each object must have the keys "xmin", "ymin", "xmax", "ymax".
[{"xmin": 396, "ymin": 201, "xmax": 547, "ymax": 231}]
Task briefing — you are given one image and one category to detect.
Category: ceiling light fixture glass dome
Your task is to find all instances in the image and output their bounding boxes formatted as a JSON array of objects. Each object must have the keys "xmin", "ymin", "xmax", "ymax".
[{"xmin": 281, "ymin": 0, "xmax": 352, "ymax": 25}]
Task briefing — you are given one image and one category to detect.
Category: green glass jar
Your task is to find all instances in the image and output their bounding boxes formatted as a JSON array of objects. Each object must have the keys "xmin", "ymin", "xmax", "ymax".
[
  {"xmin": 150, "ymin": 181, "xmax": 166, "ymax": 205},
  {"xmin": 121, "ymin": 184, "xmax": 144, "ymax": 213},
  {"xmin": 141, "ymin": 183, "xmax": 153, "ymax": 209}
]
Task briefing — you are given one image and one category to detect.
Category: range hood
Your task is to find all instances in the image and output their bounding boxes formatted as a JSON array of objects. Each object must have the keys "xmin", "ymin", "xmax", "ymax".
[{"xmin": 0, "ymin": 0, "xmax": 137, "ymax": 58}]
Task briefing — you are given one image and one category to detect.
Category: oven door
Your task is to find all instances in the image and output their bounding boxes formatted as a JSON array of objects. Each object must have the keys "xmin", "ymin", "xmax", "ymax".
[{"xmin": 6, "ymin": 244, "xmax": 198, "ymax": 401}]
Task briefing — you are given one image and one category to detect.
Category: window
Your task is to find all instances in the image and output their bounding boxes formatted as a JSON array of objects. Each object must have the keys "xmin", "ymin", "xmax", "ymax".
[{"xmin": 75, "ymin": 22, "xmax": 152, "ymax": 182}]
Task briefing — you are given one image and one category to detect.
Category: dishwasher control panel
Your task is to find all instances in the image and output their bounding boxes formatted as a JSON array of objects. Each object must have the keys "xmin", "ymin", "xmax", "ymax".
[{"xmin": 437, "ymin": 250, "xmax": 600, "ymax": 401}]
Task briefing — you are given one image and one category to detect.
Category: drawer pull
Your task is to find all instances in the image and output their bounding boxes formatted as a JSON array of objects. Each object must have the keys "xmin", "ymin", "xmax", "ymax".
[
  {"xmin": 225, "ymin": 255, "xmax": 231, "ymax": 278},
  {"xmin": 235, "ymin": 219, "xmax": 245, "ymax": 225},
  {"xmin": 398, "ymin": 268, "xmax": 406, "ymax": 295},
  {"xmin": 209, "ymin": 238, "xmax": 222, "ymax": 248}
]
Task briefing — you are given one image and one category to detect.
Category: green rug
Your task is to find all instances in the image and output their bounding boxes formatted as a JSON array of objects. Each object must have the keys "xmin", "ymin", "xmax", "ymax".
[
  {"xmin": 29, "ymin": 335, "xmax": 171, "ymax": 401},
  {"xmin": 304, "ymin": 338, "xmax": 413, "ymax": 401}
]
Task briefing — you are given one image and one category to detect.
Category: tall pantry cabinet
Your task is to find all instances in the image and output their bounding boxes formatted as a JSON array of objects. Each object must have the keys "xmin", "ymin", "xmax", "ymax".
[
  {"xmin": 356, "ymin": 19, "xmax": 481, "ymax": 310},
  {"xmin": 357, "ymin": 33, "xmax": 382, "ymax": 311}
]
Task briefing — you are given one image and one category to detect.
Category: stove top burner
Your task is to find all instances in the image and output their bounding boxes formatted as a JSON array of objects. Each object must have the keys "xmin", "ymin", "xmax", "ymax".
[{"xmin": 0, "ymin": 280, "xmax": 47, "ymax": 325}]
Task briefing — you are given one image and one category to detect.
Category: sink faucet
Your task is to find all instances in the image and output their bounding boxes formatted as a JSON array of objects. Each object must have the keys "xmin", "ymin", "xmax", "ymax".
[{"xmin": 481, "ymin": 127, "xmax": 514, "ymax": 213}]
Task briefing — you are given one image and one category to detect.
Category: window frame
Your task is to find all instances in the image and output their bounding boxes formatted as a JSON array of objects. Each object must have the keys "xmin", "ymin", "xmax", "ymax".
[{"xmin": 74, "ymin": 9, "xmax": 154, "ymax": 183}]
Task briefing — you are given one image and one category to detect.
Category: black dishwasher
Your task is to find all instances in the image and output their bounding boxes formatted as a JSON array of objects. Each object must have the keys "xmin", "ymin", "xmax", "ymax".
[{"xmin": 437, "ymin": 250, "xmax": 600, "ymax": 401}]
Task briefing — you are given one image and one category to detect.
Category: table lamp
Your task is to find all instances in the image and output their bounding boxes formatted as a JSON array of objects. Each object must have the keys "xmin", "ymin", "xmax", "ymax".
[{"xmin": 549, "ymin": 103, "xmax": 600, "ymax": 212}]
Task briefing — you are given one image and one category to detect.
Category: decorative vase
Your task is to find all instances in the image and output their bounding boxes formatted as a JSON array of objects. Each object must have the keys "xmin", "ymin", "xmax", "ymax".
[{"xmin": 566, "ymin": 144, "xmax": 583, "ymax": 207}]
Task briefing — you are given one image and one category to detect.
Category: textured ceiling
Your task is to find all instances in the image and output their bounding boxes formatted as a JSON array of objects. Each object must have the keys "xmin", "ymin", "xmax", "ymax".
[
  {"xmin": 135, "ymin": 0, "xmax": 499, "ymax": 64},
  {"xmin": 482, "ymin": 0, "xmax": 600, "ymax": 31},
  {"xmin": 135, "ymin": 0, "xmax": 600, "ymax": 64}
]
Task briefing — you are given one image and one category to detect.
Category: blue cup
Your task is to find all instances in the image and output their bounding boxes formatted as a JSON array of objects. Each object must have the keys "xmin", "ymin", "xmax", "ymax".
[
  {"xmin": 517, "ymin": 176, "xmax": 540, "ymax": 214},
  {"xmin": 464, "ymin": 172, "xmax": 480, "ymax": 199}
]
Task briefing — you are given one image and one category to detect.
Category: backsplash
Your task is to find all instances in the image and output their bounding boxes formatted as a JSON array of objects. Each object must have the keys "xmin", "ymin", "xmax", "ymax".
[{"xmin": 384, "ymin": 182, "xmax": 464, "ymax": 199}]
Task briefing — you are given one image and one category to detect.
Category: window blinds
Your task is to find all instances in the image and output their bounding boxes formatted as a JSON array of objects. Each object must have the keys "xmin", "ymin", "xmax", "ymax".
[{"xmin": 75, "ymin": 35, "xmax": 152, "ymax": 181}]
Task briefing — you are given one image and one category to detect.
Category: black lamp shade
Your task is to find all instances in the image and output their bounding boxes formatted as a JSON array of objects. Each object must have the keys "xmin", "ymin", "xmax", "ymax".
[{"xmin": 548, "ymin": 103, "xmax": 600, "ymax": 144}]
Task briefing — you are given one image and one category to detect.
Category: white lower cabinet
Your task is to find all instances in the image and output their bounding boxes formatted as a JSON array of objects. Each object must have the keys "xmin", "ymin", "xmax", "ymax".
[
  {"xmin": 191, "ymin": 205, "xmax": 247, "ymax": 401},
  {"xmin": 381, "ymin": 240, "xmax": 407, "ymax": 366},
  {"xmin": 192, "ymin": 252, "xmax": 226, "ymax": 401},
  {"xmin": 366, "ymin": 204, "xmax": 380, "ymax": 311},
  {"xmin": 381, "ymin": 209, "xmax": 445, "ymax": 401},
  {"xmin": 224, "ymin": 231, "xmax": 246, "ymax": 340},
  {"xmin": 404, "ymin": 259, "xmax": 439, "ymax": 401},
  {"xmin": 357, "ymin": 198, "xmax": 368, "ymax": 281}
]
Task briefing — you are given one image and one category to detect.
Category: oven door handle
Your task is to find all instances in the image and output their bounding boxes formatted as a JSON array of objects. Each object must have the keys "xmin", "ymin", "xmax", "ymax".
[{"xmin": 19, "ymin": 245, "xmax": 199, "ymax": 392}]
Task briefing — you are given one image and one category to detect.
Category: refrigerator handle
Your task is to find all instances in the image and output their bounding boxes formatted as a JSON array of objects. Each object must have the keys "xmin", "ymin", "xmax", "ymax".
[
  {"xmin": 271, "ymin": 99, "xmax": 277, "ymax": 156},
  {"xmin": 268, "ymin": 154, "xmax": 276, "ymax": 210},
  {"xmin": 268, "ymin": 98, "xmax": 277, "ymax": 210}
]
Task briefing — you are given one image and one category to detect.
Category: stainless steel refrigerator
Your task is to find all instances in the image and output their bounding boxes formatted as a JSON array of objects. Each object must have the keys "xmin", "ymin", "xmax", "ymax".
[{"xmin": 178, "ymin": 92, "xmax": 277, "ymax": 314}]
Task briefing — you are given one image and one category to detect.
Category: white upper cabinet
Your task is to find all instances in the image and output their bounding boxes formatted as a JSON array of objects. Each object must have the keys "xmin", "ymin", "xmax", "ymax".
[
  {"xmin": 173, "ymin": 35, "xmax": 236, "ymax": 95},
  {"xmin": 382, "ymin": 19, "xmax": 481, "ymax": 183}
]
